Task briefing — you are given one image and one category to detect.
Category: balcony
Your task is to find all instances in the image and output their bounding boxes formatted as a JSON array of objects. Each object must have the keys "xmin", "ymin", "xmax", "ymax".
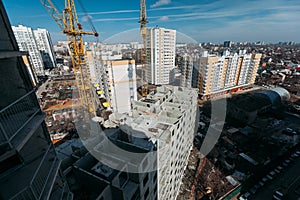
[
  {"xmin": 49, "ymin": 179, "xmax": 73, "ymax": 200},
  {"xmin": 0, "ymin": 90, "xmax": 44, "ymax": 151},
  {"xmin": 1, "ymin": 145, "xmax": 61, "ymax": 200}
]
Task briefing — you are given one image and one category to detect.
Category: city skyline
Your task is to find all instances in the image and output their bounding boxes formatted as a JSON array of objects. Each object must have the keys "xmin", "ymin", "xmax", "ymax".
[{"xmin": 3, "ymin": 0, "xmax": 300, "ymax": 43}]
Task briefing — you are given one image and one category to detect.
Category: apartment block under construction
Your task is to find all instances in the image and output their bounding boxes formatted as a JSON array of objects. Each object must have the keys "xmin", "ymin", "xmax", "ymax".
[
  {"xmin": 51, "ymin": 85, "xmax": 198, "ymax": 200},
  {"xmin": 126, "ymin": 86, "xmax": 199, "ymax": 199}
]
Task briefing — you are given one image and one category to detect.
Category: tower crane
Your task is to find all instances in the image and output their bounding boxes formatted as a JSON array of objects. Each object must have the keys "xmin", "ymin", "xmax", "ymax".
[
  {"xmin": 139, "ymin": 0, "xmax": 149, "ymax": 97},
  {"xmin": 40, "ymin": 0, "xmax": 98, "ymax": 118}
]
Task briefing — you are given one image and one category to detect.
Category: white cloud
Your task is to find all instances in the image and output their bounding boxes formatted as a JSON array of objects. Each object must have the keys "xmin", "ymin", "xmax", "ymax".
[
  {"xmin": 159, "ymin": 16, "xmax": 169, "ymax": 21},
  {"xmin": 94, "ymin": 17, "xmax": 138, "ymax": 22},
  {"xmin": 150, "ymin": 0, "xmax": 171, "ymax": 8},
  {"xmin": 149, "ymin": 5, "xmax": 197, "ymax": 11},
  {"xmin": 81, "ymin": 15, "xmax": 93, "ymax": 22},
  {"xmin": 86, "ymin": 10, "xmax": 139, "ymax": 15}
]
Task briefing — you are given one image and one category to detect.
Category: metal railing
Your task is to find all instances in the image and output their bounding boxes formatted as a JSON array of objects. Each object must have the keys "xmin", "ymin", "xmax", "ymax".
[
  {"xmin": 10, "ymin": 187, "xmax": 35, "ymax": 200},
  {"xmin": 0, "ymin": 90, "xmax": 40, "ymax": 145},
  {"xmin": 30, "ymin": 145, "xmax": 58, "ymax": 199},
  {"xmin": 10, "ymin": 145, "xmax": 59, "ymax": 200}
]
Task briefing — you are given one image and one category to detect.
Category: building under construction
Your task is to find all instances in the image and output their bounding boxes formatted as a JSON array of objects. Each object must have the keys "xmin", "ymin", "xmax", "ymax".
[{"xmin": 53, "ymin": 85, "xmax": 199, "ymax": 200}]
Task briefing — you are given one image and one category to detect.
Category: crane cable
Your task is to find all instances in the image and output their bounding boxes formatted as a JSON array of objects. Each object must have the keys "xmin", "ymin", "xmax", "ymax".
[{"xmin": 77, "ymin": 0, "xmax": 97, "ymax": 34}]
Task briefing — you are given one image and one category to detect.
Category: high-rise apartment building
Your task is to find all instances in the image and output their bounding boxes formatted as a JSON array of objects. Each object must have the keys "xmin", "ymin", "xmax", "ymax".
[
  {"xmin": 146, "ymin": 27, "xmax": 176, "ymax": 85},
  {"xmin": 178, "ymin": 54, "xmax": 193, "ymax": 88},
  {"xmin": 103, "ymin": 59, "xmax": 137, "ymax": 114},
  {"xmin": 124, "ymin": 86, "xmax": 198, "ymax": 199},
  {"xmin": 0, "ymin": 2, "xmax": 72, "ymax": 199},
  {"xmin": 12, "ymin": 25, "xmax": 45, "ymax": 76},
  {"xmin": 192, "ymin": 51, "xmax": 262, "ymax": 99},
  {"xmin": 86, "ymin": 46, "xmax": 102, "ymax": 84},
  {"xmin": 85, "ymin": 85, "xmax": 198, "ymax": 200},
  {"xmin": 223, "ymin": 41, "xmax": 233, "ymax": 48},
  {"xmin": 34, "ymin": 28, "xmax": 56, "ymax": 69},
  {"xmin": 86, "ymin": 43, "xmax": 137, "ymax": 114}
]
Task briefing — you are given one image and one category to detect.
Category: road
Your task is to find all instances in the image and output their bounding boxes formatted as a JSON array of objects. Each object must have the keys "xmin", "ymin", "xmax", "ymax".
[{"xmin": 251, "ymin": 156, "xmax": 300, "ymax": 200}]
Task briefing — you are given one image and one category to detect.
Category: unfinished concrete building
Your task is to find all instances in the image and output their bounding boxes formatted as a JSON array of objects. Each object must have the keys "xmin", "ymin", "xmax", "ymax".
[
  {"xmin": 178, "ymin": 54, "xmax": 193, "ymax": 88},
  {"xmin": 68, "ymin": 86, "xmax": 198, "ymax": 199},
  {"xmin": 72, "ymin": 137, "xmax": 156, "ymax": 200},
  {"xmin": 125, "ymin": 86, "xmax": 199, "ymax": 199},
  {"xmin": 0, "ymin": 1, "xmax": 72, "ymax": 199}
]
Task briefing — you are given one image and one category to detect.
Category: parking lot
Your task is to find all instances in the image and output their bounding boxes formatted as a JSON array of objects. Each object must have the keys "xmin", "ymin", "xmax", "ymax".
[{"xmin": 241, "ymin": 150, "xmax": 300, "ymax": 200}]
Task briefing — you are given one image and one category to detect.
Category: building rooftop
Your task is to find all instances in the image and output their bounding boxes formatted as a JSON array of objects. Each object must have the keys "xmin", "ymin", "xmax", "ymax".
[{"xmin": 125, "ymin": 85, "xmax": 198, "ymax": 146}]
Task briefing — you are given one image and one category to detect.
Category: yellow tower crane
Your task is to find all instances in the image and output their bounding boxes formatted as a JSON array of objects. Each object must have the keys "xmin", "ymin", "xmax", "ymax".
[
  {"xmin": 40, "ymin": 0, "xmax": 98, "ymax": 117},
  {"xmin": 139, "ymin": 0, "xmax": 149, "ymax": 97}
]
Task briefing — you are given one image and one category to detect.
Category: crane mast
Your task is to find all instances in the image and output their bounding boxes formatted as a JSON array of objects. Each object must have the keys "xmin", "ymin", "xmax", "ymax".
[
  {"xmin": 40, "ymin": 0, "xmax": 98, "ymax": 118},
  {"xmin": 139, "ymin": 0, "xmax": 148, "ymax": 97}
]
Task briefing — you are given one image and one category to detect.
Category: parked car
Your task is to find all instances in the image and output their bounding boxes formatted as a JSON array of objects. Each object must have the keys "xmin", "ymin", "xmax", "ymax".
[
  {"xmin": 269, "ymin": 171, "xmax": 276, "ymax": 176},
  {"xmin": 274, "ymin": 169, "xmax": 280, "ymax": 174},
  {"xmin": 250, "ymin": 187, "xmax": 257, "ymax": 194},
  {"xmin": 273, "ymin": 190, "xmax": 283, "ymax": 200},
  {"xmin": 267, "ymin": 174, "xmax": 273, "ymax": 180},
  {"xmin": 262, "ymin": 177, "xmax": 268, "ymax": 183},
  {"xmin": 239, "ymin": 192, "xmax": 251, "ymax": 200}
]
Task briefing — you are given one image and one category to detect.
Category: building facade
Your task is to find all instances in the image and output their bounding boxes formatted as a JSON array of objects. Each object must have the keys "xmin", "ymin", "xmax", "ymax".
[
  {"xmin": 34, "ymin": 28, "xmax": 56, "ymax": 69},
  {"xmin": 223, "ymin": 41, "xmax": 233, "ymax": 48},
  {"xmin": 123, "ymin": 86, "xmax": 198, "ymax": 199},
  {"xmin": 86, "ymin": 48, "xmax": 138, "ymax": 114},
  {"xmin": 178, "ymin": 54, "xmax": 193, "ymax": 88},
  {"xmin": 192, "ymin": 51, "xmax": 262, "ymax": 99},
  {"xmin": 0, "ymin": 2, "xmax": 72, "ymax": 199},
  {"xmin": 12, "ymin": 25, "xmax": 45, "ymax": 76},
  {"xmin": 86, "ymin": 42, "xmax": 138, "ymax": 115},
  {"xmin": 56, "ymin": 86, "xmax": 198, "ymax": 200},
  {"xmin": 103, "ymin": 59, "xmax": 138, "ymax": 114},
  {"xmin": 146, "ymin": 27, "xmax": 176, "ymax": 85}
]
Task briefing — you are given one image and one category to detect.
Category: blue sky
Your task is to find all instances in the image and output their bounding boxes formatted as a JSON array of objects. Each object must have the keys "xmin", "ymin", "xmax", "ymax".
[{"xmin": 3, "ymin": 0, "xmax": 300, "ymax": 43}]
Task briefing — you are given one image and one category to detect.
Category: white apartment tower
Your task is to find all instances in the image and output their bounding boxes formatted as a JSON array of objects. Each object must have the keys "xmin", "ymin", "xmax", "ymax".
[
  {"xmin": 12, "ymin": 25, "xmax": 45, "ymax": 76},
  {"xmin": 146, "ymin": 27, "xmax": 176, "ymax": 85},
  {"xmin": 86, "ymin": 43, "xmax": 138, "ymax": 114},
  {"xmin": 34, "ymin": 28, "xmax": 56, "ymax": 69},
  {"xmin": 103, "ymin": 59, "xmax": 138, "ymax": 114}
]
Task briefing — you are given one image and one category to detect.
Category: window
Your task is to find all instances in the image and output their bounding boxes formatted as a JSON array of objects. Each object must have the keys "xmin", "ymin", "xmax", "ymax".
[
  {"xmin": 153, "ymin": 172, "xmax": 157, "ymax": 182},
  {"xmin": 119, "ymin": 172, "xmax": 128, "ymax": 188},
  {"xmin": 131, "ymin": 188, "xmax": 140, "ymax": 200},
  {"xmin": 143, "ymin": 174, "xmax": 149, "ymax": 187},
  {"xmin": 144, "ymin": 188, "xmax": 149, "ymax": 200}
]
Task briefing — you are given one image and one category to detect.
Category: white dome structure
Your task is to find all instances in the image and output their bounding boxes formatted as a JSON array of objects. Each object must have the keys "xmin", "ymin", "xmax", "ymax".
[
  {"xmin": 259, "ymin": 87, "xmax": 290, "ymax": 106},
  {"xmin": 270, "ymin": 87, "xmax": 290, "ymax": 102}
]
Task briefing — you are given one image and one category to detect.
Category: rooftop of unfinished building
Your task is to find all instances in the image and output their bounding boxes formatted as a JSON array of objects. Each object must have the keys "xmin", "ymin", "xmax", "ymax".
[
  {"xmin": 123, "ymin": 85, "xmax": 198, "ymax": 143},
  {"xmin": 103, "ymin": 59, "xmax": 135, "ymax": 66},
  {"xmin": 134, "ymin": 85, "xmax": 198, "ymax": 107}
]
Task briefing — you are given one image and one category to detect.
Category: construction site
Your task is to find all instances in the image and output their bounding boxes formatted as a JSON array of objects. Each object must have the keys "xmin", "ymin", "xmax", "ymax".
[{"xmin": 1, "ymin": 0, "xmax": 300, "ymax": 199}]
